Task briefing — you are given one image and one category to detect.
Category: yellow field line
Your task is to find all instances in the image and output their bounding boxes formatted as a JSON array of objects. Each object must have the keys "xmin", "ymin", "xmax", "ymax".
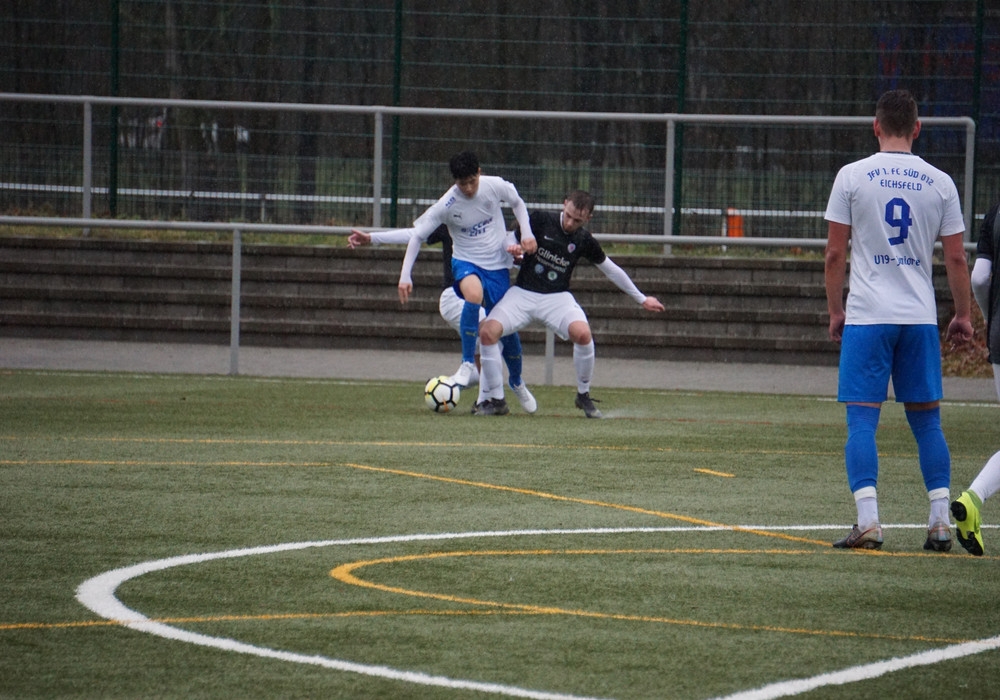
[
  {"xmin": 342, "ymin": 462, "xmax": 828, "ymax": 546},
  {"xmin": 330, "ymin": 548, "xmax": 969, "ymax": 646},
  {"xmin": 0, "ymin": 434, "xmax": 843, "ymax": 457},
  {"xmin": 0, "ymin": 609, "xmax": 533, "ymax": 631},
  {"xmin": 693, "ymin": 468, "xmax": 736, "ymax": 477}
]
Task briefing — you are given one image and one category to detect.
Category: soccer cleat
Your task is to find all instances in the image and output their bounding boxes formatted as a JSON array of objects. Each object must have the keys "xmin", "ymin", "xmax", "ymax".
[
  {"xmin": 510, "ymin": 381, "xmax": 537, "ymax": 414},
  {"xmin": 951, "ymin": 491, "xmax": 984, "ymax": 556},
  {"xmin": 471, "ymin": 398, "xmax": 510, "ymax": 416},
  {"xmin": 449, "ymin": 361, "xmax": 477, "ymax": 387},
  {"xmin": 574, "ymin": 391, "xmax": 603, "ymax": 418},
  {"xmin": 832, "ymin": 524, "xmax": 883, "ymax": 550},
  {"xmin": 923, "ymin": 521, "xmax": 952, "ymax": 552}
]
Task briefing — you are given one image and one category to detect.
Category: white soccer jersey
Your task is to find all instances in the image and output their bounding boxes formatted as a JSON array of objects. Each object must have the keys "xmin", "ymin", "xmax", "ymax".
[
  {"xmin": 395, "ymin": 175, "xmax": 530, "ymax": 287},
  {"xmin": 414, "ymin": 175, "xmax": 526, "ymax": 267},
  {"xmin": 424, "ymin": 175, "xmax": 524, "ymax": 268},
  {"xmin": 825, "ymin": 151, "xmax": 964, "ymax": 324}
]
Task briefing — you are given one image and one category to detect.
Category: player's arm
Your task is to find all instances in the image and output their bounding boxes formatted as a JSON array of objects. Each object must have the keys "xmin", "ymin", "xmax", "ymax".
[
  {"xmin": 595, "ymin": 258, "xmax": 664, "ymax": 311},
  {"xmin": 824, "ymin": 221, "xmax": 850, "ymax": 343},
  {"xmin": 504, "ymin": 230, "xmax": 524, "ymax": 263},
  {"xmin": 397, "ymin": 219, "xmax": 438, "ymax": 304},
  {"xmin": 347, "ymin": 229, "xmax": 372, "ymax": 248},
  {"xmin": 971, "ymin": 258, "xmax": 992, "ymax": 317},
  {"xmin": 941, "ymin": 232, "xmax": 973, "ymax": 345},
  {"xmin": 499, "ymin": 180, "xmax": 536, "ymax": 255},
  {"xmin": 348, "ymin": 228, "xmax": 413, "ymax": 248},
  {"xmin": 510, "ymin": 198, "xmax": 536, "ymax": 255},
  {"xmin": 972, "ymin": 205, "xmax": 997, "ymax": 316}
]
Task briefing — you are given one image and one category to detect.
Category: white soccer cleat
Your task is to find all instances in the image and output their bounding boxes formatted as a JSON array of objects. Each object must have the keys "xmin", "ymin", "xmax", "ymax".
[
  {"xmin": 510, "ymin": 380, "xmax": 537, "ymax": 414},
  {"xmin": 449, "ymin": 361, "xmax": 477, "ymax": 387}
]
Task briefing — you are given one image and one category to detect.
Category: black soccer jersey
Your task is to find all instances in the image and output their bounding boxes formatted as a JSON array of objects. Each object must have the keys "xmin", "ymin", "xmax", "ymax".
[
  {"xmin": 515, "ymin": 210, "xmax": 606, "ymax": 294},
  {"xmin": 427, "ymin": 224, "xmax": 454, "ymax": 289}
]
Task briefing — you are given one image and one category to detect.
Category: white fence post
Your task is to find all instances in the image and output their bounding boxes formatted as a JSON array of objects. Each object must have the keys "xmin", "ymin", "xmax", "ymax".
[{"xmin": 230, "ymin": 229, "xmax": 241, "ymax": 375}]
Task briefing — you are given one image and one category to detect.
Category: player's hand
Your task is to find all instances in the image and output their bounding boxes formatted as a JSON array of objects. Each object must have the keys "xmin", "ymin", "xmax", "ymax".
[
  {"xmin": 642, "ymin": 296, "xmax": 665, "ymax": 312},
  {"xmin": 945, "ymin": 316, "xmax": 974, "ymax": 346},
  {"xmin": 828, "ymin": 312, "xmax": 846, "ymax": 344},
  {"xmin": 520, "ymin": 235, "xmax": 537, "ymax": 255},
  {"xmin": 397, "ymin": 282, "xmax": 413, "ymax": 305},
  {"xmin": 347, "ymin": 229, "xmax": 371, "ymax": 248},
  {"xmin": 507, "ymin": 243, "xmax": 524, "ymax": 263}
]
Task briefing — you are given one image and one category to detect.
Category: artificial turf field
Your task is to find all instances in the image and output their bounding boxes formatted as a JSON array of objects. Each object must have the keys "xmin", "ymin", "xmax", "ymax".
[{"xmin": 2, "ymin": 369, "xmax": 999, "ymax": 699}]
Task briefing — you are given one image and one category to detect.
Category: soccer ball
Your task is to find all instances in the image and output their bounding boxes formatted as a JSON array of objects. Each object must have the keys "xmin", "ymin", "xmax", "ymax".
[{"xmin": 424, "ymin": 375, "xmax": 460, "ymax": 413}]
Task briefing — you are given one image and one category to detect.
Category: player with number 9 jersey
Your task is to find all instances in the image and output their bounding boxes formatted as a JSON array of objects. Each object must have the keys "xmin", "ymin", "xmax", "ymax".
[
  {"xmin": 824, "ymin": 151, "xmax": 964, "ymax": 325},
  {"xmin": 823, "ymin": 89, "xmax": 973, "ymax": 553}
]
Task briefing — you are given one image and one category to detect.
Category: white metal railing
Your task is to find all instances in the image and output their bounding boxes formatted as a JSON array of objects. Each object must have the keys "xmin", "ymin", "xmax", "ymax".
[
  {"xmin": 0, "ymin": 94, "xmax": 980, "ymax": 377},
  {"xmin": 0, "ymin": 92, "xmax": 978, "ymax": 239}
]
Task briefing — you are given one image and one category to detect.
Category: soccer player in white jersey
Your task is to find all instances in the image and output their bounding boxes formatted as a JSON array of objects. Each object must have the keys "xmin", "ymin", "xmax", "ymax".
[
  {"xmin": 347, "ymin": 223, "xmax": 537, "ymax": 413},
  {"xmin": 352, "ymin": 151, "xmax": 537, "ymax": 412},
  {"xmin": 824, "ymin": 89, "xmax": 973, "ymax": 551},
  {"xmin": 951, "ymin": 201, "xmax": 1000, "ymax": 555}
]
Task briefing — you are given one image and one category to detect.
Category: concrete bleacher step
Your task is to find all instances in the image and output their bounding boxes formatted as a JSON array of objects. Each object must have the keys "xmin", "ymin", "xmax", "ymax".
[{"xmin": 0, "ymin": 235, "xmax": 849, "ymax": 365}]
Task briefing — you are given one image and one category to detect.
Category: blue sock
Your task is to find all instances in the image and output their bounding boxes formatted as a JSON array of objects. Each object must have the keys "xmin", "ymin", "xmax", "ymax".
[
  {"xmin": 501, "ymin": 332, "xmax": 523, "ymax": 386},
  {"xmin": 845, "ymin": 405, "xmax": 881, "ymax": 493},
  {"xmin": 906, "ymin": 407, "xmax": 951, "ymax": 492},
  {"xmin": 459, "ymin": 301, "xmax": 479, "ymax": 364}
]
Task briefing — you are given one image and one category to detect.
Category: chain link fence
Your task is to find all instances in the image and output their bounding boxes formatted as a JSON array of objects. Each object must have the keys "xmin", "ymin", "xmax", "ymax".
[{"xmin": 1, "ymin": 1, "xmax": 998, "ymax": 240}]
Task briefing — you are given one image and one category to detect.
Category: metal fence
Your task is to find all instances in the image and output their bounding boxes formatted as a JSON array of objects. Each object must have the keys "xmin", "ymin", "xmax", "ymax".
[
  {"xmin": 4, "ymin": 2, "xmax": 998, "ymax": 222},
  {"xmin": 0, "ymin": 93, "xmax": 978, "ymax": 244}
]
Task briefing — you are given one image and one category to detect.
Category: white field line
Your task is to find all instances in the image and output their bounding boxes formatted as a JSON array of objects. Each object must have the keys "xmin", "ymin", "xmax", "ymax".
[
  {"xmin": 77, "ymin": 526, "xmax": 997, "ymax": 700},
  {"xmin": 708, "ymin": 635, "xmax": 1000, "ymax": 700}
]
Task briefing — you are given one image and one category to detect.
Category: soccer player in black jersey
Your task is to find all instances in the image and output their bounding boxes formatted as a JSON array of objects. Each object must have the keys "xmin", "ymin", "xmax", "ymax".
[{"xmin": 475, "ymin": 190, "xmax": 664, "ymax": 417}]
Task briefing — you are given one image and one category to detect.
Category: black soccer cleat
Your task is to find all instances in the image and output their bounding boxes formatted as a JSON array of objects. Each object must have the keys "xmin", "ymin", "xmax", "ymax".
[
  {"xmin": 574, "ymin": 392, "xmax": 603, "ymax": 419},
  {"xmin": 471, "ymin": 398, "xmax": 510, "ymax": 416}
]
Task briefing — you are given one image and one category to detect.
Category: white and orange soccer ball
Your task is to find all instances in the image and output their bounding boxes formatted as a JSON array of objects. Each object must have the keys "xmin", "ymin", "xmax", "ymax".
[{"xmin": 424, "ymin": 375, "xmax": 461, "ymax": 413}]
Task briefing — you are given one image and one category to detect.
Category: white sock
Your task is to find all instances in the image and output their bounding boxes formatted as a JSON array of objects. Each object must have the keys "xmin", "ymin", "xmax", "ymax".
[
  {"xmin": 854, "ymin": 486, "xmax": 878, "ymax": 529},
  {"xmin": 573, "ymin": 340, "xmax": 595, "ymax": 394},
  {"xmin": 928, "ymin": 491, "xmax": 950, "ymax": 528},
  {"xmin": 479, "ymin": 342, "xmax": 504, "ymax": 404},
  {"xmin": 970, "ymin": 449, "xmax": 1000, "ymax": 503}
]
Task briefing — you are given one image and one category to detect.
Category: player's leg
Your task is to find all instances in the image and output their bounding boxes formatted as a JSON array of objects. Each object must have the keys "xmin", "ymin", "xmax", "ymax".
[
  {"xmin": 473, "ymin": 318, "xmax": 512, "ymax": 415},
  {"xmin": 478, "ymin": 272, "xmax": 534, "ymax": 412},
  {"xmin": 471, "ymin": 274, "xmax": 506, "ymax": 414},
  {"xmin": 952, "ymin": 363, "xmax": 1000, "ymax": 555},
  {"xmin": 842, "ymin": 403, "xmax": 882, "ymax": 540},
  {"xmin": 448, "ymin": 266, "xmax": 485, "ymax": 386},
  {"xmin": 438, "ymin": 287, "xmax": 479, "ymax": 385},
  {"xmin": 500, "ymin": 332, "xmax": 536, "ymax": 413},
  {"xmin": 540, "ymin": 293, "xmax": 600, "ymax": 419},
  {"xmin": 904, "ymin": 403, "xmax": 952, "ymax": 551},
  {"xmin": 953, "ymin": 455, "xmax": 995, "ymax": 556},
  {"xmin": 832, "ymin": 325, "xmax": 893, "ymax": 549},
  {"xmin": 968, "ymin": 449, "xmax": 1000, "ymax": 505},
  {"xmin": 967, "ymin": 363, "xmax": 1000, "ymax": 502},
  {"xmin": 473, "ymin": 338, "xmax": 507, "ymax": 415},
  {"xmin": 476, "ymin": 289, "xmax": 532, "ymax": 415},
  {"xmin": 895, "ymin": 325, "xmax": 952, "ymax": 551},
  {"xmin": 568, "ymin": 319, "xmax": 601, "ymax": 419}
]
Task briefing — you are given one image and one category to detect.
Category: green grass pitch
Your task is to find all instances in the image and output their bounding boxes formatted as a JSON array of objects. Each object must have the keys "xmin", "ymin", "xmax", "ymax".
[{"xmin": 2, "ymin": 369, "xmax": 999, "ymax": 699}]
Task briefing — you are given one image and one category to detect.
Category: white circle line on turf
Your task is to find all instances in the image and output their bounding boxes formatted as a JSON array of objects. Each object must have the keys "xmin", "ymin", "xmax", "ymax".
[{"xmin": 76, "ymin": 526, "xmax": 997, "ymax": 700}]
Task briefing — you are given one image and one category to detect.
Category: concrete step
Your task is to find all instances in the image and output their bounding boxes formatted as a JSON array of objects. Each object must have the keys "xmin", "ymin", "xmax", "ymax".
[{"xmin": 0, "ymin": 235, "xmax": 849, "ymax": 365}]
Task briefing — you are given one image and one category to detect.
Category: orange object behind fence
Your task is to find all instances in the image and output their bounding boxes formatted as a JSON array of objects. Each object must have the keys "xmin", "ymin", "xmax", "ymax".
[{"xmin": 726, "ymin": 208, "xmax": 744, "ymax": 237}]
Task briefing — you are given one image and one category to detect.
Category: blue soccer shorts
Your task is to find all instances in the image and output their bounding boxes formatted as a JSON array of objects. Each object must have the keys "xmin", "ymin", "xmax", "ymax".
[
  {"xmin": 451, "ymin": 259, "xmax": 510, "ymax": 312},
  {"xmin": 837, "ymin": 324, "xmax": 942, "ymax": 404}
]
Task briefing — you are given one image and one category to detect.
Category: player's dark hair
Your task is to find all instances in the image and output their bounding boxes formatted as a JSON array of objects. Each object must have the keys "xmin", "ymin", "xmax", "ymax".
[
  {"xmin": 565, "ymin": 189, "xmax": 596, "ymax": 214},
  {"xmin": 449, "ymin": 151, "xmax": 480, "ymax": 180},
  {"xmin": 875, "ymin": 89, "xmax": 918, "ymax": 137}
]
